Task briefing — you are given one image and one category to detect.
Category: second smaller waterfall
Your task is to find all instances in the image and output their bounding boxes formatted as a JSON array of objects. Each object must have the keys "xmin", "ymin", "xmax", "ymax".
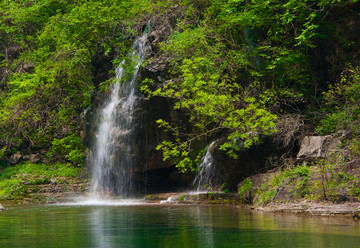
[{"xmin": 193, "ymin": 142, "xmax": 222, "ymax": 192}]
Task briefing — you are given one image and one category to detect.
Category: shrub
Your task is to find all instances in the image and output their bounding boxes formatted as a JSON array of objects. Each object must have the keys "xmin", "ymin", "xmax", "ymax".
[
  {"xmin": 316, "ymin": 66, "xmax": 360, "ymax": 135},
  {"xmin": 48, "ymin": 134, "xmax": 85, "ymax": 166},
  {"xmin": 238, "ymin": 178, "xmax": 253, "ymax": 203}
]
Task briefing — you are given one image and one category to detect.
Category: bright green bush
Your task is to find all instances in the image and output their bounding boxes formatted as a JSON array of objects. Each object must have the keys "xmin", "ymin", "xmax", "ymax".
[
  {"xmin": 0, "ymin": 0, "xmax": 151, "ymax": 158},
  {"xmin": 48, "ymin": 134, "xmax": 85, "ymax": 166},
  {"xmin": 238, "ymin": 178, "xmax": 253, "ymax": 203}
]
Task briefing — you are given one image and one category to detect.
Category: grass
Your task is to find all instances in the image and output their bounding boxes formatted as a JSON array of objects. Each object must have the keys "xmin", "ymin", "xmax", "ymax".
[
  {"xmin": 0, "ymin": 162, "xmax": 84, "ymax": 200},
  {"xmin": 238, "ymin": 159, "xmax": 360, "ymax": 205},
  {"xmin": 178, "ymin": 194, "xmax": 186, "ymax": 201}
]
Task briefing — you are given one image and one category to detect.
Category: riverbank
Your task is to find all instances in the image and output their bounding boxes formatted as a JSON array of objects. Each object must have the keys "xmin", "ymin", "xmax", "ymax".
[
  {"xmin": 0, "ymin": 162, "xmax": 359, "ymax": 220},
  {"xmin": 144, "ymin": 192, "xmax": 360, "ymax": 219},
  {"xmin": 0, "ymin": 180, "xmax": 88, "ymax": 207},
  {"xmin": 0, "ymin": 163, "xmax": 88, "ymax": 207},
  {"xmin": 252, "ymin": 201, "xmax": 360, "ymax": 218},
  {"xmin": 2, "ymin": 186, "xmax": 360, "ymax": 219}
]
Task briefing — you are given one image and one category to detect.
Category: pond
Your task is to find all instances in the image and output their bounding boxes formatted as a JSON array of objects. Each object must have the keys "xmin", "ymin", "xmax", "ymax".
[{"xmin": 1, "ymin": 203, "xmax": 360, "ymax": 248}]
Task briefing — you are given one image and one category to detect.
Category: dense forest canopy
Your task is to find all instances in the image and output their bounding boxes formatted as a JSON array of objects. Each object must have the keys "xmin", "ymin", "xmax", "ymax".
[{"xmin": 0, "ymin": 0, "xmax": 359, "ymax": 174}]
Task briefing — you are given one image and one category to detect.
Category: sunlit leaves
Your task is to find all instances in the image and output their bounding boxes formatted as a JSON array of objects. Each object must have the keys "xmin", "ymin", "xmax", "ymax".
[
  {"xmin": 316, "ymin": 66, "xmax": 360, "ymax": 135},
  {"xmin": 0, "ymin": 0, "xmax": 152, "ymax": 158},
  {"xmin": 140, "ymin": 0, "xmax": 354, "ymax": 172},
  {"xmin": 146, "ymin": 55, "xmax": 277, "ymax": 171},
  {"xmin": 48, "ymin": 134, "xmax": 85, "ymax": 166}
]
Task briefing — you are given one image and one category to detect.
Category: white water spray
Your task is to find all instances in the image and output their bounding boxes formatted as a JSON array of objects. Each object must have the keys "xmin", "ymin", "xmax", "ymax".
[
  {"xmin": 193, "ymin": 142, "xmax": 220, "ymax": 192},
  {"xmin": 91, "ymin": 34, "xmax": 147, "ymax": 198}
]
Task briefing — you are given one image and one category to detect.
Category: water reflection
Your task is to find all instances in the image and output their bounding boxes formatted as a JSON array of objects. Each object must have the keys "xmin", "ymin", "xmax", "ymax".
[
  {"xmin": 1, "ymin": 205, "xmax": 360, "ymax": 248},
  {"xmin": 90, "ymin": 209, "xmax": 112, "ymax": 248},
  {"xmin": 194, "ymin": 207, "xmax": 214, "ymax": 248}
]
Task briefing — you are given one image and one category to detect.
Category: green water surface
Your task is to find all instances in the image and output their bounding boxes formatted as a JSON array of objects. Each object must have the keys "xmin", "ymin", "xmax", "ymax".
[{"xmin": 0, "ymin": 204, "xmax": 360, "ymax": 247}]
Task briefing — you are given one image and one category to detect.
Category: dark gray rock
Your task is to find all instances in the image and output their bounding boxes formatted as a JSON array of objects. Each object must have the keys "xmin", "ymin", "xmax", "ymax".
[{"xmin": 211, "ymin": 138, "xmax": 276, "ymax": 191}]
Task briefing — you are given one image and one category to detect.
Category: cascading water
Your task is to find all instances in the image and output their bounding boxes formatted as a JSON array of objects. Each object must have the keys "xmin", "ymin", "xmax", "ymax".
[
  {"xmin": 91, "ymin": 34, "xmax": 147, "ymax": 198},
  {"xmin": 193, "ymin": 142, "xmax": 221, "ymax": 192}
]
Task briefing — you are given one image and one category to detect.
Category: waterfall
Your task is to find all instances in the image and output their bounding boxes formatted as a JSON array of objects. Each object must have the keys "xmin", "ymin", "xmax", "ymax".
[
  {"xmin": 193, "ymin": 142, "xmax": 221, "ymax": 192},
  {"xmin": 91, "ymin": 34, "xmax": 147, "ymax": 198}
]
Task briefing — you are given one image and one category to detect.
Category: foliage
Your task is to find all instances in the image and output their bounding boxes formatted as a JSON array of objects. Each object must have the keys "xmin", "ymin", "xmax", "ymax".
[
  {"xmin": 47, "ymin": 134, "xmax": 85, "ymax": 166},
  {"xmin": 0, "ymin": 0, "xmax": 151, "ymax": 162},
  {"xmin": 307, "ymin": 157, "xmax": 352, "ymax": 201},
  {"xmin": 143, "ymin": 57, "xmax": 277, "ymax": 171},
  {"xmin": 284, "ymin": 165, "xmax": 311, "ymax": 198},
  {"xmin": 283, "ymin": 165, "xmax": 310, "ymax": 178},
  {"xmin": 237, "ymin": 178, "xmax": 253, "ymax": 203},
  {"xmin": 221, "ymin": 183, "xmax": 229, "ymax": 193},
  {"xmin": 145, "ymin": 194, "xmax": 154, "ymax": 200},
  {"xmin": 142, "ymin": 0, "xmax": 357, "ymax": 171},
  {"xmin": 0, "ymin": 0, "xmax": 360, "ymax": 183},
  {"xmin": 316, "ymin": 66, "xmax": 360, "ymax": 135},
  {"xmin": 178, "ymin": 194, "xmax": 186, "ymax": 201},
  {"xmin": 247, "ymin": 155, "xmax": 360, "ymax": 205},
  {"xmin": 0, "ymin": 163, "xmax": 82, "ymax": 200},
  {"xmin": 0, "ymin": 147, "xmax": 6, "ymax": 161},
  {"xmin": 254, "ymin": 172, "xmax": 288, "ymax": 205}
]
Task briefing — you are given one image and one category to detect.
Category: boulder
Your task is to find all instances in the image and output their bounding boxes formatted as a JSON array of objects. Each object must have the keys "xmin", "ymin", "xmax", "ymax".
[
  {"xmin": 9, "ymin": 152, "xmax": 22, "ymax": 164},
  {"xmin": 29, "ymin": 153, "xmax": 42, "ymax": 163},
  {"xmin": 23, "ymin": 153, "xmax": 42, "ymax": 163},
  {"xmin": 297, "ymin": 135, "xmax": 340, "ymax": 160},
  {"xmin": 0, "ymin": 204, "xmax": 4, "ymax": 210}
]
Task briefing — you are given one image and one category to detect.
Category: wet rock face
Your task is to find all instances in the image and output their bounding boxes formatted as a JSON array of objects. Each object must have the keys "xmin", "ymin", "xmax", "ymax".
[
  {"xmin": 210, "ymin": 138, "xmax": 276, "ymax": 191},
  {"xmin": 297, "ymin": 136, "xmax": 340, "ymax": 160},
  {"xmin": 84, "ymin": 88, "xmax": 180, "ymax": 191},
  {"xmin": 135, "ymin": 96, "xmax": 177, "ymax": 172}
]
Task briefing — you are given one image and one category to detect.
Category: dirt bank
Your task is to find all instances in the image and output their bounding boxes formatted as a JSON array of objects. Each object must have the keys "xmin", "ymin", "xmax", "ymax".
[
  {"xmin": 0, "ymin": 179, "xmax": 89, "ymax": 207},
  {"xmin": 251, "ymin": 201, "xmax": 360, "ymax": 218}
]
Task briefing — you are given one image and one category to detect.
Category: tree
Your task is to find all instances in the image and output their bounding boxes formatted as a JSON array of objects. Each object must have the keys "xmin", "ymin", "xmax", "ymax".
[{"xmin": 141, "ymin": 0, "xmax": 356, "ymax": 172}]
